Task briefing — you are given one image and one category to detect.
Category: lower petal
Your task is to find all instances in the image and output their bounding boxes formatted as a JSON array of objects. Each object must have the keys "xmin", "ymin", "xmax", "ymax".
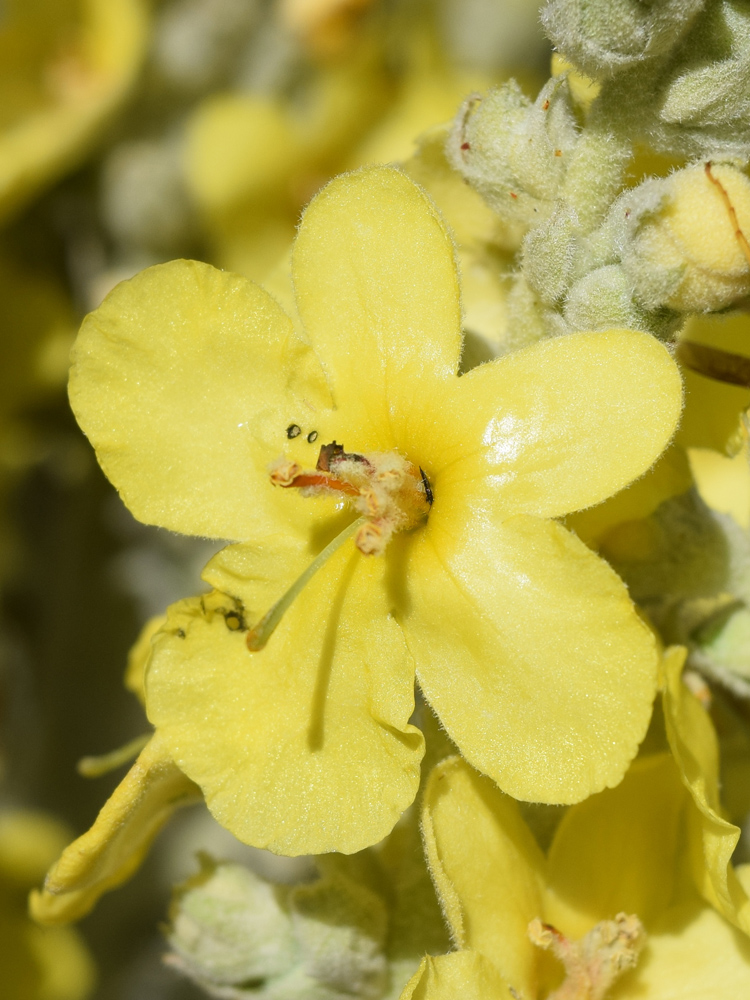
[
  {"xmin": 403, "ymin": 513, "xmax": 659, "ymax": 804},
  {"xmin": 146, "ymin": 537, "xmax": 423, "ymax": 856},
  {"xmin": 400, "ymin": 952, "xmax": 510, "ymax": 1000}
]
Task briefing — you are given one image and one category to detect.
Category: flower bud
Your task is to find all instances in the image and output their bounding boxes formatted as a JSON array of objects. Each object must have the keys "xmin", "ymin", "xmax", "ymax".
[
  {"xmin": 542, "ymin": 0, "xmax": 704, "ymax": 79},
  {"xmin": 596, "ymin": 0, "xmax": 750, "ymax": 158},
  {"xmin": 622, "ymin": 163, "xmax": 750, "ymax": 313},
  {"xmin": 563, "ymin": 264, "xmax": 680, "ymax": 340},
  {"xmin": 167, "ymin": 857, "xmax": 389, "ymax": 1000},
  {"xmin": 446, "ymin": 77, "xmax": 578, "ymax": 226}
]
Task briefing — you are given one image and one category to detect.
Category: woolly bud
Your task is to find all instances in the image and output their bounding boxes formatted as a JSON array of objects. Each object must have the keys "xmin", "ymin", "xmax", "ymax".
[
  {"xmin": 542, "ymin": 0, "xmax": 705, "ymax": 79},
  {"xmin": 622, "ymin": 162, "xmax": 750, "ymax": 313},
  {"xmin": 446, "ymin": 77, "xmax": 578, "ymax": 227}
]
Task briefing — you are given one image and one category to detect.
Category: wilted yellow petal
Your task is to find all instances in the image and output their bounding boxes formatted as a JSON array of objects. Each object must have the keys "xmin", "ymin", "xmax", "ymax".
[
  {"xmin": 30, "ymin": 733, "xmax": 200, "ymax": 925},
  {"xmin": 400, "ymin": 952, "xmax": 510, "ymax": 1000},
  {"xmin": 662, "ymin": 646, "xmax": 750, "ymax": 935},
  {"xmin": 430, "ymin": 328, "xmax": 682, "ymax": 521},
  {"xmin": 68, "ymin": 259, "xmax": 333, "ymax": 541},
  {"xmin": 146, "ymin": 536, "xmax": 423, "ymax": 856},
  {"xmin": 291, "ymin": 166, "xmax": 462, "ymax": 444},
  {"xmin": 421, "ymin": 757, "xmax": 544, "ymax": 998},
  {"xmin": 405, "ymin": 513, "xmax": 658, "ymax": 805}
]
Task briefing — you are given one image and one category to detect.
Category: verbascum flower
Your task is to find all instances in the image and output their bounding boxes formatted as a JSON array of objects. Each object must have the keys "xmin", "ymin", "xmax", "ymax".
[
  {"xmin": 0, "ymin": 0, "xmax": 148, "ymax": 226},
  {"xmin": 0, "ymin": 809, "xmax": 95, "ymax": 999},
  {"xmin": 66, "ymin": 166, "xmax": 681, "ymax": 858},
  {"xmin": 411, "ymin": 745, "xmax": 750, "ymax": 1000}
]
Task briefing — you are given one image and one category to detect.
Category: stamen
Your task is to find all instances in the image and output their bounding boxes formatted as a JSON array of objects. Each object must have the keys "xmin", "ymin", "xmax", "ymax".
[
  {"xmin": 77, "ymin": 733, "xmax": 151, "ymax": 777},
  {"xmin": 246, "ymin": 517, "xmax": 365, "ymax": 651}
]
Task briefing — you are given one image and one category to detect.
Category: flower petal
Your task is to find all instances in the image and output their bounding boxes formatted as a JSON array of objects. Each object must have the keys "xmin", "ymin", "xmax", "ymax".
[
  {"xmin": 421, "ymin": 757, "xmax": 545, "ymax": 998},
  {"xmin": 291, "ymin": 166, "xmax": 462, "ymax": 446},
  {"xmin": 423, "ymin": 328, "xmax": 682, "ymax": 519},
  {"xmin": 69, "ymin": 259, "xmax": 333, "ymax": 540},
  {"xmin": 399, "ymin": 952, "xmax": 511, "ymax": 1000},
  {"xmin": 29, "ymin": 733, "xmax": 200, "ymax": 925},
  {"xmin": 544, "ymin": 755, "xmax": 687, "ymax": 940},
  {"xmin": 404, "ymin": 513, "xmax": 659, "ymax": 804},
  {"xmin": 662, "ymin": 646, "xmax": 750, "ymax": 935},
  {"xmin": 619, "ymin": 897, "xmax": 750, "ymax": 999},
  {"xmin": 146, "ymin": 535, "xmax": 424, "ymax": 855}
]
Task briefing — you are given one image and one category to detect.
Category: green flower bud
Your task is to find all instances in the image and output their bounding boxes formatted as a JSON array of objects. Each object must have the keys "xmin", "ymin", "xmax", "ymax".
[
  {"xmin": 622, "ymin": 162, "xmax": 750, "ymax": 313},
  {"xmin": 522, "ymin": 204, "xmax": 578, "ymax": 305},
  {"xmin": 563, "ymin": 264, "xmax": 680, "ymax": 339},
  {"xmin": 541, "ymin": 0, "xmax": 705, "ymax": 79},
  {"xmin": 167, "ymin": 856, "xmax": 299, "ymax": 994},
  {"xmin": 597, "ymin": 0, "xmax": 750, "ymax": 158},
  {"xmin": 167, "ymin": 857, "xmax": 390, "ymax": 1000},
  {"xmin": 446, "ymin": 77, "xmax": 578, "ymax": 227}
]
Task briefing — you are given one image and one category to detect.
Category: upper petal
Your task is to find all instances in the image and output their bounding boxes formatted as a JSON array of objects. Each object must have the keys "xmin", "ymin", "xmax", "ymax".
[
  {"xmin": 423, "ymin": 328, "xmax": 682, "ymax": 520},
  {"xmin": 404, "ymin": 513, "xmax": 659, "ymax": 804},
  {"xmin": 29, "ymin": 732, "xmax": 200, "ymax": 925},
  {"xmin": 421, "ymin": 757, "xmax": 545, "ymax": 998},
  {"xmin": 69, "ymin": 259, "xmax": 333, "ymax": 540},
  {"xmin": 146, "ymin": 534, "xmax": 424, "ymax": 855},
  {"xmin": 544, "ymin": 755, "xmax": 687, "ymax": 940},
  {"xmin": 291, "ymin": 166, "xmax": 462, "ymax": 446}
]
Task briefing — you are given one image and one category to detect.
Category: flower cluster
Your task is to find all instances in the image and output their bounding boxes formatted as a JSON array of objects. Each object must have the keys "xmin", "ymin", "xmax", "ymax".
[{"xmin": 4, "ymin": 0, "xmax": 750, "ymax": 998}]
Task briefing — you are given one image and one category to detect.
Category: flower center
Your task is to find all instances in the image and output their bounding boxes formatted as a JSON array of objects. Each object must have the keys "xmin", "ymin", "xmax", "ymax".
[
  {"xmin": 527, "ymin": 914, "xmax": 645, "ymax": 1000},
  {"xmin": 244, "ymin": 443, "xmax": 432, "ymax": 653},
  {"xmin": 270, "ymin": 441, "xmax": 432, "ymax": 557}
]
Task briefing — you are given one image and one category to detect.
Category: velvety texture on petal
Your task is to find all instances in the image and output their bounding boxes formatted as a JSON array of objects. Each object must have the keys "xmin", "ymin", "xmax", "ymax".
[
  {"xmin": 662, "ymin": 646, "xmax": 750, "ymax": 935},
  {"xmin": 292, "ymin": 166, "xmax": 462, "ymax": 445},
  {"xmin": 399, "ymin": 952, "xmax": 510, "ymax": 1000},
  {"xmin": 30, "ymin": 733, "xmax": 200, "ymax": 925},
  {"xmin": 404, "ymin": 513, "xmax": 659, "ymax": 804},
  {"xmin": 69, "ymin": 259, "xmax": 333, "ymax": 541},
  {"xmin": 146, "ymin": 535, "xmax": 424, "ymax": 856},
  {"xmin": 613, "ymin": 898, "xmax": 750, "ymax": 999},
  {"xmin": 422, "ymin": 328, "xmax": 683, "ymax": 521},
  {"xmin": 544, "ymin": 755, "xmax": 686, "ymax": 940},
  {"xmin": 421, "ymin": 757, "xmax": 545, "ymax": 999}
]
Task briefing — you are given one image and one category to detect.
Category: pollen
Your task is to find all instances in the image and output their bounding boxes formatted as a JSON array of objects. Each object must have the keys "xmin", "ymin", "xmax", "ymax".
[
  {"xmin": 528, "ymin": 913, "xmax": 645, "ymax": 1000},
  {"xmin": 270, "ymin": 441, "xmax": 432, "ymax": 555}
]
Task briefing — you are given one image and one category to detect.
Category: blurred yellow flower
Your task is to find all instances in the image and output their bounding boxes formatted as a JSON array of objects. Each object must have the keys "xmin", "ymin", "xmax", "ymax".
[
  {"xmin": 0, "ymin": 0, "xmax": 148, "ymax": 226},
  {"xmin": 412, "ymin": 752, "xmax": 750, "ymax": 1000},
  {"xmin": 0, "ymin": 809, "xmax": 95, "ymax": 998},
  {"xmin": 68, "ymin": 166, "xmax": 681, "ymax": 856}
]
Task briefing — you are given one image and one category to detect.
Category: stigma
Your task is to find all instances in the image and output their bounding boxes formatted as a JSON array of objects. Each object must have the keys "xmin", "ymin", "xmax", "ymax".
[{"xmin": 270, "ymin": 441, "xmax": 432, "ymax": 556}]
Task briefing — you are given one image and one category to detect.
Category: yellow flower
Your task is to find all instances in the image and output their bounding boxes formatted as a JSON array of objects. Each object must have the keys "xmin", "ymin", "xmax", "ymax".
[
  {"xmin": 0, "ymin": 0, "xmax": 148, "ymax": 226},
  {"xmin": 412, "ymin": 750, "xmax": 750, "ymax": 1000},
  {"xmin": 0, "ymin": 809, "xmax": 95, "ymax": 998},
  {"xmin": 68, "ymin": 166, "xmax": 681, "ymax": 857}
]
